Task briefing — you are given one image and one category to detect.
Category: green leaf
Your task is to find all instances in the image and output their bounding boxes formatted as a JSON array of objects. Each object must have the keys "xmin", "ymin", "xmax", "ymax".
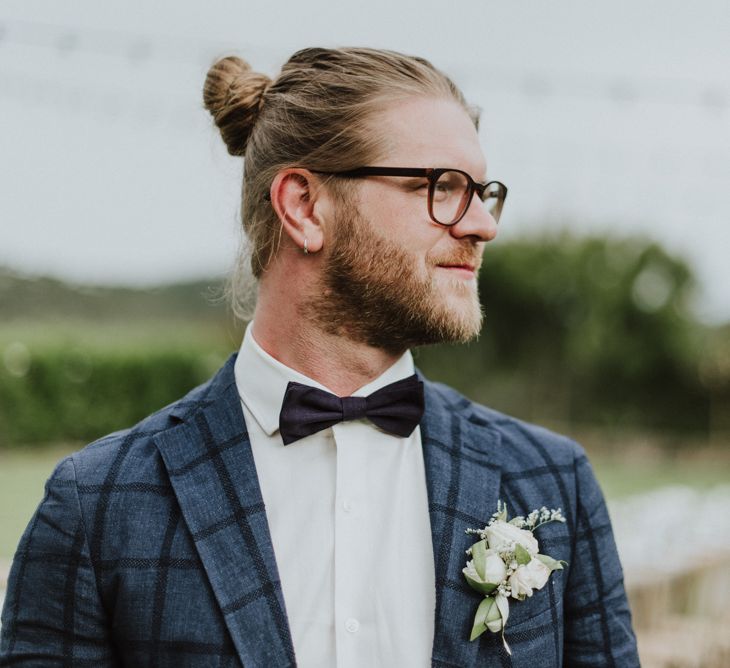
[
  {"xmin": 470, "ymin": 622, "xmax": 488, "ymax": 642},
  {"xmin": 464, "ymin": 572, "xmax": 499, "ymax": 595},
  {"xmin": 536, "ymin": 553, "xmax": 565, "ymax": 572},
  {"xmin": 472, "ymin": 539, "xmax": 488, "ymax": 580},
  {"xmin": 470, "ymin": 597, "xmax": 496, "ymax": 641},
  {"xmin": 514, "ymin": 543, "xmax": 531, "ymax": 565}
]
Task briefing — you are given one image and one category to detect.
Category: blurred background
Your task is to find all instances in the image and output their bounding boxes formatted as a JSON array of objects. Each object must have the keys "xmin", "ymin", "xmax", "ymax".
[{"xmin": 1, "ymin": 1, "xmax": 729, "ymax": 664}]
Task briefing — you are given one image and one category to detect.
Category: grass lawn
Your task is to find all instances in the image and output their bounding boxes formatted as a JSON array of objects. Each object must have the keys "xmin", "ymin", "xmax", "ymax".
[
  {"xmin": 0, "ymin": 444, "xmax": 79, "ymax": 559},
  {"xmin": 591, "ymin": 452, "xmax": 730, "ymax": 499},
  {"xmin": 0, "ymin": 442, "xmax": 728, "ymax": 559}
]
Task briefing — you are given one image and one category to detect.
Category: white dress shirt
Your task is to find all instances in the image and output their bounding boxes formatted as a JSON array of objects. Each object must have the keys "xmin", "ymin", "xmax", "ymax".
[{"xmin": 234, "ymin": 324, "xmax": 435, "ymax": 667}]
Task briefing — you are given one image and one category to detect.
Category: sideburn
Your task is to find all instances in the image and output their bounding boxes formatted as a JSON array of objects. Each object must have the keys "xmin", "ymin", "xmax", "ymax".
[{"xmin": 301, "ymin": 206, "xmax": 483, "ymax": 355}]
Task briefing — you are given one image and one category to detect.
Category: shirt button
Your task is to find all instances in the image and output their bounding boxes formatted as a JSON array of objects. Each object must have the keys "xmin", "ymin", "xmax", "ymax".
[
  {"xmin": 342, "ymin": 499, "xmax": 353, "ymax": 513},
  {"xmin": 345, "ymin": 618, "xmax": 360, "ymax": 633}
]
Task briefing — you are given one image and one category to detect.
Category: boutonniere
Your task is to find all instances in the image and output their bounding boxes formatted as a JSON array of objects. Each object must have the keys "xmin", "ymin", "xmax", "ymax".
[{"xmin": 463, "ymin": 500, "xmax": 567, "ymax": 654}]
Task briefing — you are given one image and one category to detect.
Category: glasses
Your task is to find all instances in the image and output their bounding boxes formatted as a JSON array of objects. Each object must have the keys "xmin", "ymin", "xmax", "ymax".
[{"xmin": 313, "ymin": 167, "xmax": 508, "ymax": 226}]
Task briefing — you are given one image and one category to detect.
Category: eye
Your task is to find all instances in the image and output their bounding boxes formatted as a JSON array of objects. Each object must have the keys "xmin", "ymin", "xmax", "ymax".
[
  {"xmin": 432, "ymin": 172, "xmax": 463, "ymax": 201},
  {"xmin": 409, "ymin": 180, "xmax": 430, "ymax": 193}
]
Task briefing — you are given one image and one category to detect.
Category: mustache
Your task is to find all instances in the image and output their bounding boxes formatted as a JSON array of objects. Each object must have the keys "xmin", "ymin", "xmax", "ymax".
[{"xmin": 430, "ymin": 247, "xmax": 483, "ymax": 271}]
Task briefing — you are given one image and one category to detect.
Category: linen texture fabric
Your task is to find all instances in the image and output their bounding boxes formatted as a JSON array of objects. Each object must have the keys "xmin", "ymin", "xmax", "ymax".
[{"xmin": 0, "ymin": 355, "xmax": 639, "ymax": 666}]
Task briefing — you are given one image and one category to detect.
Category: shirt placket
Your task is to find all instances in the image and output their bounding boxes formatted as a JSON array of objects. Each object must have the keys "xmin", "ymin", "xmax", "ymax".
[{"xmin": 332, "ymin": 421, "xmax": 374, "ymax": 668}]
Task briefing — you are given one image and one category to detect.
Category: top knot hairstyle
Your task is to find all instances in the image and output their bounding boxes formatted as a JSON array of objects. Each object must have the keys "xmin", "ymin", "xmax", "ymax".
[
  {"xmin": 203, "ymin": 47, "xmax": 478, "ymax": 312},
  {"xmin": 203, "ymin": 56, "xmax": 272, "ymax": 157}
]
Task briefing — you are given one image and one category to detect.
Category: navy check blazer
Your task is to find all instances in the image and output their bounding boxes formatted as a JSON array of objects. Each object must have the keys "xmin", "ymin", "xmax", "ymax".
[{"xmin": 1, "ymin": 355, "xmax": 639, "ymax": 666}]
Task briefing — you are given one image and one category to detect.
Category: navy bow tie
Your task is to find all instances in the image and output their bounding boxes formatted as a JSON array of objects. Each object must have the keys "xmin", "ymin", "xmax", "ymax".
[{"xmin": 278, "ymin": 374, "xmax": 425, "ymax": 445}]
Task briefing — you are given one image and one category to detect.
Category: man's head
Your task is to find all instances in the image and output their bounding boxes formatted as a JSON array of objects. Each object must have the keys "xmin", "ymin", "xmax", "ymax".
[
  {"xmin": 303, "ymin": 96, "xmax": 496, "ymax": 353},
  {"xmin": 203, "ymin": 47, "xmax": 502, "ymax": 351}
]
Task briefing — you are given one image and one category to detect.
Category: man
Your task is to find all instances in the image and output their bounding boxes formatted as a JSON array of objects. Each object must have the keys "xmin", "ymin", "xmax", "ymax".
[{"xmin": 1, "ymin": 48, "xmax": 639, "ymax": 666}]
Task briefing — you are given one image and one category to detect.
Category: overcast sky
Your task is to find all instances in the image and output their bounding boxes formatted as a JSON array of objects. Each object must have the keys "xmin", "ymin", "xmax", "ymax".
[{"xmin": 1, "ymin": 0, "xmax": 729, "ymax": 322}]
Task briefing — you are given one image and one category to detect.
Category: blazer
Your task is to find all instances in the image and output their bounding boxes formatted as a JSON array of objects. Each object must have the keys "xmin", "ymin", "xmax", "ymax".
[{"xmin": 1, "ymin": 355, "xmax": 639, "ymax": 667}]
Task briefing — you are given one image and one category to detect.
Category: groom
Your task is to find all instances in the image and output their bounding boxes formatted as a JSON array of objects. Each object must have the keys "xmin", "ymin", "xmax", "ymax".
[{"xmin": 1, "ymin": 47, "xmax": 639, "ymax": 666}]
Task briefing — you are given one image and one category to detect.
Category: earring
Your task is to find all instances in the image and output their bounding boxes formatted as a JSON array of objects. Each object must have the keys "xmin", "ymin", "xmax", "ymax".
[{"xmin": 303, "ymin": 237, "xmax": 309, "ymax": 255}]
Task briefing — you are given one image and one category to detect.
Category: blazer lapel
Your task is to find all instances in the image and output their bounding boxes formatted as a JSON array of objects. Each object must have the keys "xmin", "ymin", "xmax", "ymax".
[
  {"xmin": 154, "ymin": 358, "xmax": 296, "ymax": 667},
  {"xmin": 420, "ymin": 380, "xmax": 503, "ymax": 666}
]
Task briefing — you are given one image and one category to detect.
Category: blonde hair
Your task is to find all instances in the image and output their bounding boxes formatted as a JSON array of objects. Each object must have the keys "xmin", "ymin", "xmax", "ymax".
[{"xmin": 203, "ymin": 47, "xmax": 478, "ymax": 319}]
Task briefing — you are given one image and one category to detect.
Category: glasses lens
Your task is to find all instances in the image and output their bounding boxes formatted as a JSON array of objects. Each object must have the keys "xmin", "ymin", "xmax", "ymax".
[
  {"xmin": 482, "ymin": 182, "xmax": 505, "ymax": 223},
  {"xmin": 431, "ymin": 170, "xmax": 471, "ymax": 225}
]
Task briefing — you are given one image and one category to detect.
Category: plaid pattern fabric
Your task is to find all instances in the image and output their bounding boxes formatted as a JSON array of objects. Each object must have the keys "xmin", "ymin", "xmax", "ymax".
[
  {"xmin": 421, "ymin": 383, "xmax": 639, "ymax": 666},
  {"xmin": 1, "ymin": 355, "xmax": 638, "ymax": 667}
]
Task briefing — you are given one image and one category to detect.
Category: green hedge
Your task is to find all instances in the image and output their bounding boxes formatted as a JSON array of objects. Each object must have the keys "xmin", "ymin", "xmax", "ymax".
[{"xmin": 0, "ymin": 344, "xmax": 230, "ymax": 447}]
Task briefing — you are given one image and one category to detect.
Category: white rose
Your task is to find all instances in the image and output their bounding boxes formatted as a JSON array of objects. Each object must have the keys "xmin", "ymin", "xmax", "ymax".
[
  {"xmin": 463, "ymin": 559, "xmax": 479, "ymax": 579},
  {"xmin": 509, "ymin": 566, "xmax": 534, "ymax": 599},
  {"xmin": 463, "ymin": 549, "xmax": 506, "ymax": 590},
  {"xmin": 524, "ymin": 558, "xmax": 551, "ymax": 589},
  {"xmin": 509, "ymin": 558, "xmax": 551, "ymax": 600},
  {"xmin": 485, "ymin": 520, "xmax": 539, "ymax": 555},
  {"xmin": 482, "ymin": 549, "xmax": 507, "ymax": 584}
]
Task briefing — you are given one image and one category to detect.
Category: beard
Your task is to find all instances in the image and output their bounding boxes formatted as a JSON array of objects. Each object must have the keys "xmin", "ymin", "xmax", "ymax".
[{"xmin": 302, "ymin": 204, "xmax": 484, "ymax": 355}]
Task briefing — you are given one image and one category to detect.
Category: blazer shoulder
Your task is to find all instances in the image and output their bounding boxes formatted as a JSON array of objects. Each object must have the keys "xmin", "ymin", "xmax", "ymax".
[
  {"xmin": 479, "ymin": 405, "xmax": 585, "ymax": 466},
  {"xmin": 425, "ymin": 378, "xmax": 586, "ymax": 469},
  {"xmin": 66, "ymin": 355, "xmax": 237, "ymax": 486}
]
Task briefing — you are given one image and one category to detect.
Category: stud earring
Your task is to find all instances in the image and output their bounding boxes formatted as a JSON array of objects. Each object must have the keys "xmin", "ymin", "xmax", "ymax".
[{"xmin": 303, "ymin": 238, "xmax": 309, "ymax": 255}]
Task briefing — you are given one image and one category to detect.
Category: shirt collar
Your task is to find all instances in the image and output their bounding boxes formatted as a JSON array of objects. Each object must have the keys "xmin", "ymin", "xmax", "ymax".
[{"xmin": 234, "ymin": 322, "xmax": 416, "ymax": 437}]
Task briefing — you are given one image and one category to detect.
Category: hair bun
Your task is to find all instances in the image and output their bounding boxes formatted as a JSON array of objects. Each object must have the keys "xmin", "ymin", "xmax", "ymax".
[{"xmin": 203, "ymin": 56, "xmax": 272, "ymax": 156}]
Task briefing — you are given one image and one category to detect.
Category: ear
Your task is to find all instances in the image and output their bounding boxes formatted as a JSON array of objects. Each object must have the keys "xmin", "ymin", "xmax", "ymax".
[{"xmin": 269, "ymin": 169, "xmax": 325, "ymax": 254}]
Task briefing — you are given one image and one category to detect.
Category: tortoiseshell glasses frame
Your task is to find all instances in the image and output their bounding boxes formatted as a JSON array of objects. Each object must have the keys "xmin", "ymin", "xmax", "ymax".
[{"xmin": 312, "ymin": 166, "xmax": 508, "ymax": 226}]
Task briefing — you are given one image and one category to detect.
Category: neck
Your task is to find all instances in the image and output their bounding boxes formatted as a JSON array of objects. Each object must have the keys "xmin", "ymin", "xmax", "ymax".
[{"xmin": 251, "ymin": 276, "xmax": 402, "ymax": 396}]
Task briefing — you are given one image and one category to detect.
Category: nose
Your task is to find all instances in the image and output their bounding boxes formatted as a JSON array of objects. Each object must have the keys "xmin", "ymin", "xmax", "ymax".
[{"xmin": 448, "ymin": 194, "xmax": 498, "ymax": 242}]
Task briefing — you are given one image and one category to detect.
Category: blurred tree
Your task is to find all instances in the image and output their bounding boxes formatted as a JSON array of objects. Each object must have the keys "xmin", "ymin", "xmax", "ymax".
[
  {"xmin": 416, "ymin": 234, "xmax": 710, "ymax": 434},
  {"xmin": 1, "ymin": 235, "xmax": 724, "ymax": 446},
  {"xmin": 699, "ymin": 324, "xmax": 730, "ymax": 443}
]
